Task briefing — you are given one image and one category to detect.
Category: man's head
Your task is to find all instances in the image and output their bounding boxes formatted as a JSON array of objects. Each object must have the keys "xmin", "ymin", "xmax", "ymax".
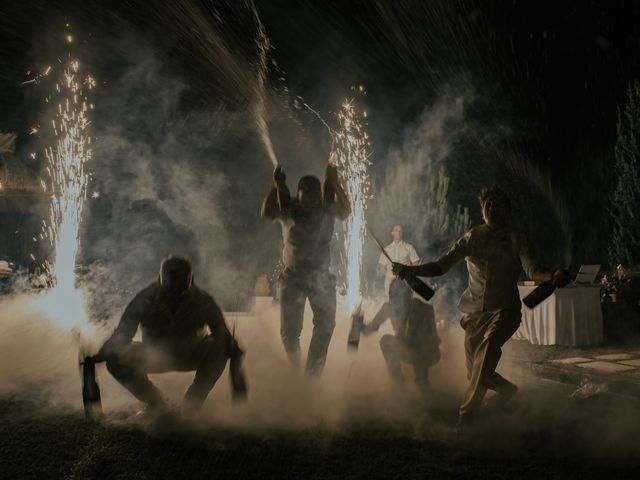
[
  {"xmin": 391, "ymin": 224, "xmax": 403, "ymax": 242},
  {"xmin": 478, "ymin": 187, "xmax": 511, "ymax": 228},
  {"xmin": 297, "ymin": 175, "xmax": 322, "ymax": 209},
  {"xmin": 159, "ymin": 255, "xmax": 193, "ymax": 299}
]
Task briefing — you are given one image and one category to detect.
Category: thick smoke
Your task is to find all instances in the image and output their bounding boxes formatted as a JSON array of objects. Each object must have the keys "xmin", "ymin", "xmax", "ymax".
[
  {"xmin": 0, "ymin": 4, "xmax": 465, "ymax": 431},
  {"xmin": 3, "ymin": 3, "xmax": 637, "ymax": 457}
]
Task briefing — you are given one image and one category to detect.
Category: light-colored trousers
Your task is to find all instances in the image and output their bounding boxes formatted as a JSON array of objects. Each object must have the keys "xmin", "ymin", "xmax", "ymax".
[{"xmin": 459, "ymin": 309, "xmax": 521, "ymax": 416}]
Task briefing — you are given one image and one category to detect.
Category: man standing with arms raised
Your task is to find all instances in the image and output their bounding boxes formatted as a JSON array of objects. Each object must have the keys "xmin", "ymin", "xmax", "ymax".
[{"xmin": 261, "ymin": 156, "xmax": 351, "ymax": 375}]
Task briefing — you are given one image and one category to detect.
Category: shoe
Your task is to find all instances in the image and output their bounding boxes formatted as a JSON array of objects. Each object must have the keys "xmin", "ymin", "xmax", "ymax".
[
  {"xmin": 416, "ymin": 380, "xmax": 431, "ymax": 401},
  {"xmin": 496, "ymin": 382, "xmax": 518, "ymax": 402},
  {"xmin": 180, "ymin": 401, "xmax": 200, "ymax": 420},
  {"xmin": 495, "ymin": 383, "xmax": 518, "ymax": 412},
  {"xmin": 453, "ymin": 413, "xmax": 476, "ymax": 438},
  {"xmin": 134, "ymin": 401, "xmax": 173, "ymax": 423}
]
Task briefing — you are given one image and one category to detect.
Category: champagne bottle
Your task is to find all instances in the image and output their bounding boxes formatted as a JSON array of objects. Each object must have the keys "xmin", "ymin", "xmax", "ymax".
[
  {"xmin": 405, "ymin": 275, "xmax": 435, "ymax": 302},
  {"xmin": 523, "ymin": 281, "xmax": 556, "ymax": 309},
  {"xmin": 347, "ymin": 304, "xmax": 364, "ymax": 351},
  {"xmin": 81, "ymin": 357, "xmax": 103, "ymax": 420},
  {"xmin": 229, "ymin": 348, "xmax": 248, "ymax": 402}
]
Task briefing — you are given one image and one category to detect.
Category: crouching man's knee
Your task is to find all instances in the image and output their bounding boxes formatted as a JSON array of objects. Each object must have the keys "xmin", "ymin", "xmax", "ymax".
[
  {"xmin": 202, "ymin": 335, "xmax": 235, "ymax": 363},
  {"xmin": 106, "ymin": 354, "xmax": 128, "ymax": 380},
  {"xmin": 379, "ymin": 334, "xmax": 395, "ymax": 351},
  {"xmin": 104, "ymin": 343, "xmax": 143, "ymax": 380}
]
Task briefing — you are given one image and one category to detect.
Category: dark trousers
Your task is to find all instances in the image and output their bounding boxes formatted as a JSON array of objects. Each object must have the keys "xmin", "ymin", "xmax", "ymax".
[
  {"xmin": 379, "ymin": 334, "xmax": 430, "ymax": 389},
  {"xmin": 277, "ymin": 270, "xmax": 336, "ymax": 375},
  {"xmin": 106, "ymin": 335, "xmax": 230, "ymax": 411},
  {"xmin": 459, "ymin": 309, "xmax": 521, "ymax": 417}
]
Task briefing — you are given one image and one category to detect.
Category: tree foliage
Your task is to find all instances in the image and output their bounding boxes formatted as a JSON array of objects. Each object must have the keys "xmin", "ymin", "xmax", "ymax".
[{"xmin": 610, "ymin": 80, "xmax": 640, "ymax": 266}]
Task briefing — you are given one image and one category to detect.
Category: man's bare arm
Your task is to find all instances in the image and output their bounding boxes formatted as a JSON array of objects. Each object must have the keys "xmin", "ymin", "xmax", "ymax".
[
  {"xmin": 96, "ymin": 293, "xmax": 146, "ymax": 359},
  {"xmin": 394, "ymin": 233, "xmax": 471, "ymax": 278}
]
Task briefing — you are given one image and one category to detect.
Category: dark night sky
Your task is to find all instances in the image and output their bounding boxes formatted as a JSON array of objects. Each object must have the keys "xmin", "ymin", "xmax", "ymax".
[
  {"xmin": 2, "ymin": 1, "xmax": 639, "ymax": 165},
  {"xmin": 1, "ymin": 0, "xmax": 640, "ymax": 295}
]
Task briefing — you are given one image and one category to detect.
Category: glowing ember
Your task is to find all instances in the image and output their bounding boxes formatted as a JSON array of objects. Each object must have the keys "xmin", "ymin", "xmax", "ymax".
[{"xmin": 333, "ymin": 99, "xmax": 371, "ymax": 311}]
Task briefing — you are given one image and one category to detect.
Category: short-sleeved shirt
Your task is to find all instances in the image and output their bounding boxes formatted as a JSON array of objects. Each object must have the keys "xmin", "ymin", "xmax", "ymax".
[
  {"xmin": 379, "ymin": 241, "xmax": 420, "ymax": 294},
  {"xmin": 280, "ymin": 205, "xmax": 340, "ymax": 273},
  {"xmin": 436, "ymin": 224, "xmax": 541, "ymax": 314}
]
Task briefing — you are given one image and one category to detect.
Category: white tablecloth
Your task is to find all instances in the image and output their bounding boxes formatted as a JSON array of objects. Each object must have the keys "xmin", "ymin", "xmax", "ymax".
[{"xmin": 514, "ymin": 285, "xmax": 603, "ymax": 346}]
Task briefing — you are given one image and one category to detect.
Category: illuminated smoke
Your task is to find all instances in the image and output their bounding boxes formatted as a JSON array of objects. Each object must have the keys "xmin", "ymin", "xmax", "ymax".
[{"xmin": 333, "ymin": 99, "xmax": 371, "ymax": 311}]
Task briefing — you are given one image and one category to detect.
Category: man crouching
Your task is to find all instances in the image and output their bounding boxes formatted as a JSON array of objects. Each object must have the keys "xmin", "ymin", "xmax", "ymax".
[{"xmin": 92, "ymin": 255, "xmax": 241, "ymax": 419}]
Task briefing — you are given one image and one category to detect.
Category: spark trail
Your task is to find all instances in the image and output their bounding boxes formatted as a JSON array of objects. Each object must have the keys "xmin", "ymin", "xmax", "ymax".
[
  {"xmin": 252, "ymin": 1, "xmax": 278, "ymax": 167},
  {"xmin": 332, "ymin": 100, "xmax": 371, "ymax": 311}
]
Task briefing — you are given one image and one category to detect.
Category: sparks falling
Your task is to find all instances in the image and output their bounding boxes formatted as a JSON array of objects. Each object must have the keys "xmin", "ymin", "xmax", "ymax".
[
  {"xmin": 39, "ymin": 52, "xmax": 94, "ymax": 329},
  {"xmin": 333, "ymin": 100, "xmax": 371, "ymax": 312}
]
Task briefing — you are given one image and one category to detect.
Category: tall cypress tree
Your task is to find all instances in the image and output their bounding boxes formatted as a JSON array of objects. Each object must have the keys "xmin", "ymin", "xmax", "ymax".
[{"xmin": 609, "ymin": 80, "xmax": 640, "ymax": 267}]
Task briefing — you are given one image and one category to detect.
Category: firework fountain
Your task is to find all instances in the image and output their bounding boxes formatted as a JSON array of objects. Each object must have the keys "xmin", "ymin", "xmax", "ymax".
[
  {"xmin": 332, "ymin": 99, "xmax": 371, "ymax": 312},
  {"xmin": 39, "ymin": 41, "xmax": 95, "ymax": 332}
]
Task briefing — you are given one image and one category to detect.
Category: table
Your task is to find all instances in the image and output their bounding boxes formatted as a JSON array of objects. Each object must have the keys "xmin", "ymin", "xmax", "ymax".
[{"xmin": 514, "ymin": 285, "xmax": 603, "ymax": 346}]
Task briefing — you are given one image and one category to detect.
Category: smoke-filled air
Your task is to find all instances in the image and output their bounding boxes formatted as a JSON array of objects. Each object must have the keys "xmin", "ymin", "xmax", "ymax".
[{"xmin": 1, "ymin": 1, "xmax": 640, "ymax": 478}]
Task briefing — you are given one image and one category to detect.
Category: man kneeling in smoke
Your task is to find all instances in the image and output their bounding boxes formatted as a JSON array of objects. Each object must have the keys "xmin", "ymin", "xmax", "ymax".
[
  {"xmin": 93, "ymin": 255, "xmax": 241, "ymax": 417},
  {"xmin": 261, "ymin": 157, "xmax": 350, "ymax": 375},
  {"xmin": 393, "ymin": 187, "xmax": 569, "ymax": 432},
  {"xmin": 362, "ymin": 279, "xmax": 440, "ymax": 396}
]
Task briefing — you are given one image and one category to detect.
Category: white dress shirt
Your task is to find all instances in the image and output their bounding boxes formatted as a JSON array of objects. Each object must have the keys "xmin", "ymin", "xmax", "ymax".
[{"xmin": 378, "ymin": 240, "xmax": 420, "ymax": 295}]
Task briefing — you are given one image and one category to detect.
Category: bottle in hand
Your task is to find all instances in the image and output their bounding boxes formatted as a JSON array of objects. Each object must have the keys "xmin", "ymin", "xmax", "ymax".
[
  {"xmin": 81, "ymin": 357, "xmax": 103, "ymax": 420},
  {"xmin": 229, "ymin": 347, "xmax": 248, "ymax": 402},
  {"xmin": 347, "ymin": 304, "xmax": 364, "ymax": 351},
  {"xmin": 522, "ymin": 281, "xmax": 556, "ymax": 309}
]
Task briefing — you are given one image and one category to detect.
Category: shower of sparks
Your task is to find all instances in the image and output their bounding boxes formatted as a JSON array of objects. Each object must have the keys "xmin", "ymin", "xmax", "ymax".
[
  {"xmin": 253, "ymin": 2, "xmax": 278, "ymax": 168},
  {"xmin": 38, "ymin": 51, "xmax": 95, "ymax": 331},
  {"xmin": 333, "ymin": 100, "xmax": 371, "ymax": 312}
]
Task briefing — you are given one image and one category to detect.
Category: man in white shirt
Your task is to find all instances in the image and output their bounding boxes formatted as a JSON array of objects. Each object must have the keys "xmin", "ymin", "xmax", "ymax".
[{"xmin": 378, "ymin": 224, "xmax": 421, "ymax": 296}]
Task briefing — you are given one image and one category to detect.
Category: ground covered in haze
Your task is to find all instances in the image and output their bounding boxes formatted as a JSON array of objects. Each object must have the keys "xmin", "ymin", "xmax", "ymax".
[{"xmin": 2, "ymin": 377, "xmax": 640, "ymax": 480}]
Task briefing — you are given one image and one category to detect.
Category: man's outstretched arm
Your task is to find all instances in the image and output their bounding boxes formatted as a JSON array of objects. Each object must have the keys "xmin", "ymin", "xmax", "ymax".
[{"xmin": 393, "ymin": 232, "xmax": 471, "ymax": 278}]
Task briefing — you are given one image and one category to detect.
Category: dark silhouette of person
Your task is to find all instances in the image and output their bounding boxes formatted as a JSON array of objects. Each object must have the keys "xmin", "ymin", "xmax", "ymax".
[
  {"xmin": 261, "ymin": 159, "xmax": 350, "ymax": 375},
  {"xmin": 93, "ymin": 255, "xmax": 240, "ymax": 418},
  {"xmin": 362, "ymin": 279, "xmax": 440, "ymax": 396},
  {"xmin": 394, "ymin": 187, "xmax": 569, "ymax": 433}
]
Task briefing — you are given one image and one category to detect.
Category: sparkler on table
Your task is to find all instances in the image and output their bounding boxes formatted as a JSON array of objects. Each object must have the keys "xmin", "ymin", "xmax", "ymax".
[{"xmin": 332, "ymin": 100, "xmax": 372, "ymax": 312}]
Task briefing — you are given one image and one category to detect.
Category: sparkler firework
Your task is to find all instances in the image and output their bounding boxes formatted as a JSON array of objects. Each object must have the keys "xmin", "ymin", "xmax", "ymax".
[
  {"xmin": 44, "ymin": 57, "xmax": 94, "ymax": 290},
  {"xmin": 38, "ymin": 45, "xmax": 95, "ymax": 330},
  {"xmin": 333, "ymin": 100, "xmax": 371, "ymax": 311}
]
